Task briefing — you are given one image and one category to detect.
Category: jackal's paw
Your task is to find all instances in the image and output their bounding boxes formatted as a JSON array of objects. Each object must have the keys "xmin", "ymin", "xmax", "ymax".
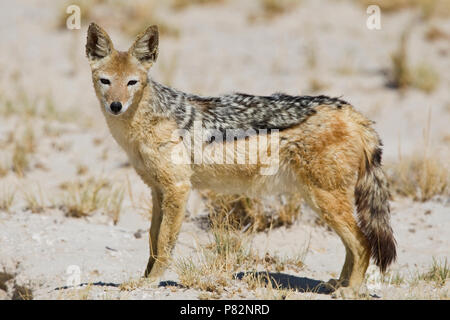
[
  {"xmin": 140, "ymin": 275, "xmax": 160, "ymax": 288},
  {"xmin": 142, "ymin": 269, "xmax": 161, "ymax": 285},
  {"xmin": 331, "ymin": 286, "xmax": 368, "ymax": 299},
  {"xmin": 325, "ymin": 278, "xmax": 349, "ymax": 290},
  {"xmin": 331, "ymin": 287, "xmax": 358, "ymax": 299},
  {"xmin": 318, "ymin": 279, "xmax": 342, "ymax": 294}
]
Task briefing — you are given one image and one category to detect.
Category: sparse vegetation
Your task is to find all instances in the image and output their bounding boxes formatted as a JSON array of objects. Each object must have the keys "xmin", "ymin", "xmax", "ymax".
[
  {"xmin": 0, "ymin": 268, "xmax": 34, "ymax": 300},
  {"xmin": 390, "ymin": 28, "xmax": 440, "ymax": 93},
  {"xmin": 259, "ymin": 0, "xmax": 301, "ymax": 18},
  {"xmin": 241, "ymin": 272, "xmax": 293, "ymax": 299},
  {"xmin": 7, "ymin": 127, "xmax": 37, "ymax": 178},
  {"xmin": 390, "ymin": 30, "xmax": 411, "ymax": 90},
  {"xmin": 204, "ymin": 192, "xmax": 302, "ymax": 232},
  {"xmin": 175, "ymin": 202, "xmax": 308, "ymax": 297},
  {"xmin": 119, "ymin": 278, "xmax": 150, "ymax": 291},
  {"xmin": 59, "ymin": 178, "xmax": 125, "ymax": 223},
  {"xmin": 105, "ymin": 186, "xmax": 125, "ymax": 225},
  {"xmin": 0, "ymin": 89, "xmax": 72, "ymax": 122},
  {"xmin": 12, "ymin": 144, "xmax": 29, "ymax": 178},
  {"xmin": 171, "ymin": 0, "xmax": 224, "ymax": 11},
  {"xmin": 425, "ymin": 25, "xmax": 450, "ymax": 42},
  {"xmin": 76, "ymin": 164, "xmax": 88, "ymax": 176},
  {"xmin": 410, "ymin": 63, "xmax": 440, "ymax": 93},
  {"xmin": 248, "ymin": 0, "xmax": 301, "ymax": 22},
  {"xmin": 308, "ymin": 78, "xmax": 328, "ymax": 93},
  {"xmin": 0, "ymin": 156, "xmax": 10, "ymax": 178},
  {"xmin": 23, "ymin": 186, "xmax": 46, "ymax": 213},
  {"xmin": 175, "ymin": 217, "xmax": 256, "ymax": 294},
  {"xmin": 117, "ymin": 1, "xmax": 180, "ymax": 38},
  {"xmin": 0, "ymin": 187, "xmax": 16, "ymax": 212},
  {"xmin": 12, "ymin": 283, "xmax": 33, "ymax": 300},
  {"xmin": 60, "ymin": 178, "xmax": 109, "ymax": 218},
  {"xmin": 261, "ymin": 250, "xmax": 307, "ymax": 273},
  {"xmin": 387, "ymin": 154, "xmax": 449, "ymax": 201},
  {"xmin": 417, "ymin": 258, "xmax": 449, "ymax": 286},
  {"xmin": 356, "ymin": 0, "xmax": 450, "ymax": 18},
  {"xmin": 383, "ymin": 271, "xmax": 405, "ymax": 286}
]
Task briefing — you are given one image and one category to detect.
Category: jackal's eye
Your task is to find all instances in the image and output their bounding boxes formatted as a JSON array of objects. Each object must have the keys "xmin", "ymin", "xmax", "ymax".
[
  {"xmin": 100, "ymin": 78, "xmax": 110, "ymax": 85},
  {"xmin": 127, "ymin": 80, "xmax": 138, "ymax": 86}
]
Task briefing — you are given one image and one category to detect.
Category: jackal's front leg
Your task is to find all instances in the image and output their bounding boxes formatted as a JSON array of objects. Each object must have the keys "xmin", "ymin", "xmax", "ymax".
[{"xmin": 144, "ymin": 182, "xmax": 190, "ymax": 279}]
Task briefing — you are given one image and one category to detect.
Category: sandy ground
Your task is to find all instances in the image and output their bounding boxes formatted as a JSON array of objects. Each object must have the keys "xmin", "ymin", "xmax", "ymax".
[{"xmin": 0, "ymin": 0, "xmax": 449, "ymax": 300}]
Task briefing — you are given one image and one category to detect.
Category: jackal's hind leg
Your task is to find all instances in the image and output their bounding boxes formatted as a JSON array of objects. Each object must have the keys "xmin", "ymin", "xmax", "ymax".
[{"xmin": 311, "ymin": 188, "xmax": 371, "ymax": 295}]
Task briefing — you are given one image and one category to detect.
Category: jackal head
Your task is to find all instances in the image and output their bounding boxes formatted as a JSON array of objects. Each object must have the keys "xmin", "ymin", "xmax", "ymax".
[{"xmin": 86, "ymin": 23, "xmax": 158, "ymax": 116}]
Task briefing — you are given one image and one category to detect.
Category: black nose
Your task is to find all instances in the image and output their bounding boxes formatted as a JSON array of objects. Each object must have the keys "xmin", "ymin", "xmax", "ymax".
[{"xmin": 110, "ymin": 101, "xmax": 122, "ymax": 114}]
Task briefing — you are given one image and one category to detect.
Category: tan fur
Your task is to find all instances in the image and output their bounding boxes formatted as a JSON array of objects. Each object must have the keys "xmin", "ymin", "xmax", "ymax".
[{"xmin": 86, "ymin": 24, "xmax": 395, "ymax": 296}]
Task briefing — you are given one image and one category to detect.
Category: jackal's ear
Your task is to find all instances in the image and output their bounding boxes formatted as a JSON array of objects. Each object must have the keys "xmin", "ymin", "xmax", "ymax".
[
  {"xmin": 129, "ymin": 25, "xmax": 159, "ymax": 68},
  {"xmin": 86, "ymin": 23, "xmax": 114, "ymax": 62}
]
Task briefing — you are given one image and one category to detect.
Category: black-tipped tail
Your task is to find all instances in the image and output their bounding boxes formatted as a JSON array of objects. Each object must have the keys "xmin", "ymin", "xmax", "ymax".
[{"xmin": 355, "ymin": 147, "xmax": 397, "ymax": 272}]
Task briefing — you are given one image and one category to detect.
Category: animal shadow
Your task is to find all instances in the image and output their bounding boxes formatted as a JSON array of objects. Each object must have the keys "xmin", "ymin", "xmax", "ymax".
[{"xmin": 234, "ymin": 271, "xmax": 333, "ymax": 295}]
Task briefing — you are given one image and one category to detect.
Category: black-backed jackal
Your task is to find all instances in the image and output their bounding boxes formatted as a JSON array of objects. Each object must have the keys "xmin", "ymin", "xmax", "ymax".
[{"xmin": 86, "ymin": 23, "xmax": 396, "ymax": 297}]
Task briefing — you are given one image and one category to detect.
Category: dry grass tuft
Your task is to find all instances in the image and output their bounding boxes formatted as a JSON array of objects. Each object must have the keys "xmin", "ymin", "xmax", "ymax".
[
  {"xmin": 203, "ymin": 192, "xmax": 302, "ymax": 232},
  {"xmin": 60, "ymin": 178, "xmax": 108, "ymax": 218},
  {"xmin": 11, "ymin": 126, "xmax": 36, "ymax": 177},
  {"xmin": 0, "ymin": 187, "xmax": 16, "ymax": 212},
  {"xmin": 356, "ymin": 0, "xmax": 450, "ymax": 18},
  {"xmin": 0, "ymin": 88, "xmax": 72, "ymax": 123},
  {"xmin": 382, "ymin": 271, "xmax": 406, "ymax": 286},
  {"xmin": 388, "ymin": 107, "xmax": 449, "ymax": 201},
  {"xmin": 241, "ymin": 272, "xmax": 293, "ymax": 299},
  {"xmin": 119, "ymin": 278, "xmax": 151, "ymax": 291},
  {"xmin": 73, "ymin": 284, "xmax": 92, "ymax": 300},
  {"xmin": 390, "ymin": 28, "xmax": 440, "ymax": 93},
  {"xmin": 261, "ymin": 250, "xmax": 306, "ymax": 273},
  {"xmin": 23, "ymin": 186, "xmax": 46, "ymax": 214},
  {"xmin": 60, "ymin": 178, "xmax": 125, "ymax": 222},
  {"xmin": 391, "ymin": 29, "xmax": 412, "ymax": 90},
  {"xmin": 11, "ymin": 144, "xmax": 28, "ymax": 178},
  {"xmin": 425, "ymin": 25, "xmax": 450, "ymax": 42},
  {"xmin": 12, "ymin": 284, "xmax": 34, "ymax": 300},
  {"xmin": 175, "ymin": 201, "xmax": 307, "ymax": 296},
  {"xmin": 0, "ymin": 87, "xmax": 37, "ymax": 119},
  {"xmin": 308, "ymin": 78, "xmax": 329, "ymax": 93},
  {"xmin": 417, "ymin": 258, "xmax": 449, "ymax": 286},
  {"xmin": 387, "ymin": 154, "xmax": 449, "ymax": 201},
  {"xmin": 11, "ymin": 127, "xmax": 36, "ymax": 178},
  {"xmin": 0, "ymin": 158, "xmax": 9, "ymax": 178},
  {"xmin": 104, "ymin": 186, "xmax": 125, "ymax": 225},
  {"xmin": 0, "ymin": 268, "xmax": 34, "ymax": 300},
  {"xmin": 248, "ymin": 0, "xmax": 301, "ymax": 22},
  {"xmin": 171, "ymin": 0, "xmax": 224, "ymax": 11},
  {"xmin": 174, "ymin": 213, "xmax": 257, "ymax": 294},
  {"xmin": 260, "ymin": 0, "xmax": 301, "ymax": 18},
  {"xmin": 117, "ymin": 2, "xmax": 180, "ymax": 38},
  {"xmin": 410, "ymin": 63, "xmax": 440, "ymax": 93}
]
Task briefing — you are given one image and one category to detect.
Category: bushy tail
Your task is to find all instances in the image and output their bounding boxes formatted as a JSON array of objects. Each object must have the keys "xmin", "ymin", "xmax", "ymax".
[{"xmin": 355, "ymin": 140, "xmax": 397, "ymax": 273}]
